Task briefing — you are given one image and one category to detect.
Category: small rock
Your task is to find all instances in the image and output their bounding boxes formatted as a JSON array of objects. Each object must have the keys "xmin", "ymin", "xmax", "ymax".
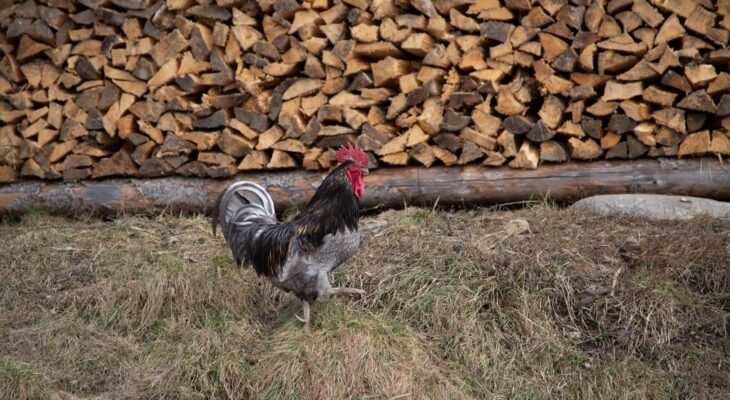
[
  {"xmin": 505, "ymin": 219, "xmax": 531, "ymax": 236},
  {"xmin": 572, "ymin": 194, "xmax": 730, "ymax": 220}
]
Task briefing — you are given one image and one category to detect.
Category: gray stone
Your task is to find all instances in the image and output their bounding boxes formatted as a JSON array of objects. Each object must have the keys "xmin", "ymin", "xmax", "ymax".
[{"xmin": 571, "ymin": 194, "xmax": 730, "ymax": 220}]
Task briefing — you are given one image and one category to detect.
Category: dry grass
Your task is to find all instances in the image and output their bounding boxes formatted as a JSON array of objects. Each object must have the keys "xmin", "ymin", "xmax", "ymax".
[{"xmin": 1, "ymin": 205, "xmax": 729, "ymax": 399}]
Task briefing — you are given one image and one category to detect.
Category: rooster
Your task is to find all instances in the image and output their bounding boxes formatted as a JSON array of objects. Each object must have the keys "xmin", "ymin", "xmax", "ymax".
[{"xmin": 212, "ymin": 144, "xmax": 369, "ymax": 332}]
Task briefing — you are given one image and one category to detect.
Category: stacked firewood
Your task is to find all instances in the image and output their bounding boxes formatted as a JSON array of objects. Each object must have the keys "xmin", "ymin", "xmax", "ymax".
[{"xmin": 1, "ymin": 0, "xmax": 729, "ymax": 183}]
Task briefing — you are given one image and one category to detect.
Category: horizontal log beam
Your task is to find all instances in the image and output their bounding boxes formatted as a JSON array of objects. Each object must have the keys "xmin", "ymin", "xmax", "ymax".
[{"xmin": 1, "ymin": 158, "xmax": 729, "ymax": 217}]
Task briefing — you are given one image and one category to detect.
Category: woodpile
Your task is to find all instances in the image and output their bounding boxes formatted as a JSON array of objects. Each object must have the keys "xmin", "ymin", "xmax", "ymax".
[{"xmin": 0, "ymin": 0, "xmax": 729, "ymax": 184}]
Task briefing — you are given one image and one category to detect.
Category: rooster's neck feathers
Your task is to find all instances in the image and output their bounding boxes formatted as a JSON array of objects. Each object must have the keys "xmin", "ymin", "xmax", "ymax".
[{"xmin": 295, "ymin": 161, "xmax": 359, "ymax": 232}]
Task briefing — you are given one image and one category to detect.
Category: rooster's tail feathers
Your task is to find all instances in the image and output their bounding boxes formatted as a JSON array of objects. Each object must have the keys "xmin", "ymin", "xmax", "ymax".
[{"xmin": 212, "ymin": 181, "xmax": 276, "ymax": 239}]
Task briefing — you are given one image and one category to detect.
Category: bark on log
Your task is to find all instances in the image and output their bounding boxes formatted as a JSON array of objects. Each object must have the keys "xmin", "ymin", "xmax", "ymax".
[{"xmin": 1, "ymin": 159, "xmax": 729, "ymax": 217}]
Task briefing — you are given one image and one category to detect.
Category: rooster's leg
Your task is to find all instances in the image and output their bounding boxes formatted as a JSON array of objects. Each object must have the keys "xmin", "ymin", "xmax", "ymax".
[
  {"xmin": 302, "ymin": 300, "xmax": 310, "ymax": 333},
  {"xmin": 322, "ymin": 287, "xmax": 366, "ymax": 297}
]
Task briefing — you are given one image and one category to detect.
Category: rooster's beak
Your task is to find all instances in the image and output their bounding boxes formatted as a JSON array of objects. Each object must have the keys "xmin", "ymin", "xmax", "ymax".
[{"xmin": 362, "ymin": 168, "xmax": 369, "ymax": 176}]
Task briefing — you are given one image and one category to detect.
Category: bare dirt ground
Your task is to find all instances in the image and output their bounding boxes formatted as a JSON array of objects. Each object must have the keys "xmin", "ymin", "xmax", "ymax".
[{"xmin": 1, "ymin": 205, "xmax": 729, "ymax": 399}]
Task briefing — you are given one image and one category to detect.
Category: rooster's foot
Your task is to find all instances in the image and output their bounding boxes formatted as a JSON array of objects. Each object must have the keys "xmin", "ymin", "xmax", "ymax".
[{"xmin": 301, "ymin": 301, "xmax": 311, "ymax": 334}]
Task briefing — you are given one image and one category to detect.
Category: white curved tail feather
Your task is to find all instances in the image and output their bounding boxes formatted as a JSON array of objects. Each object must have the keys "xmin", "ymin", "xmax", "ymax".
[{"xmin": 213, "ymin": 181, "xmax": 276, "ymax": 242}]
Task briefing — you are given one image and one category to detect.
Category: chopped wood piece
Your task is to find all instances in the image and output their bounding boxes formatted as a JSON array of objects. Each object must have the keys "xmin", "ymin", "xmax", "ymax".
[
  {"xmin": 256, "ymin": 126, "xmax": 285, "ymax": 150},
  {"xmin": 148, "ymin": 58, "xmax": 178, "ymax": 90},
  {"xmin": 0, "ymin": 165, "xmax": 17, "ymax": 183},
  {"xmin": 372, "ymin": 57, "xmax": 410, "ymax": 87},
  {"xmin": 606, "ymin": 141, "xmax": 629, "ymax": 159},
  {"xmin": 655, "ymin": 126, "xmax": 683, "ymax": 146},
  {"xmin": 157, "ymin": 133, "xmax": 196, "ymax": 158},
  {"xmin": 483, "ymin": 150, "xmax": 506, "ymax": 166},
  {"xmin": 21, "ymin": 159, "xmax": 46, "ymax": 179},
  {"xmin": 643, "ymin": 85, "xmax": 677, "ymax": 107},
  {"xmin": 653, "ymin": 108, "xmax": 686, "ymax": 134},
  {"xmin": 497, "ymin": 131, "xmax": 517, "ymax": 158},
  {"xmin": 539, "ymin": 141, "xmax": 567, "ymax": 162},
  {"xmin": 238, "ymin": 150, "xmax": 269, "ymax": 170},
  {"xmin": 402, "ymin": 33, "xmax": 436, "ymax": 57},
  {"xmin": 460, "ymin": 127, "xmax": 496, "ymax": 149},
  {"xmin": 717, "ymin": 95, "xmax": 730, "ymax": 117},
  {"xmin": 433, "ymin": 133, "xmax": 462, "ymax": 154},
  {"xmin": 602, "ymin": 81, "xmax": 642, "ymax": 101},
  {"xmin": 598, "ymin": 16, "xmax": 622, "ymax": 38},
  {"xmin": 684, "ymin": 5, "xmax": 715, "ymax": 36},
  {"xmin": 661, "ymin": 70, "xmax": 692, "ymax": 94},
  {"xmin": 678, "ymin": 130, "xmax": 711, "ymax": 156},
  {"xmin": 441, "ymin": 109, "xmax": 471, "ymax": 132},
  {"xmin": 685, "ymin": 65, "xmax": 718, "ymax": 88},
  {"xmin": 92, "ymin": 149, "xmax": 137, "ymax": 178},
  {"xmin": 581, "ymin": 117, "xmax": 603, "ymax": 139},
  {"xmin": 218, "ymin": 130, "xmax": 252, "ymax": 158},
  {"xmin": 409, "ymin": 143, "xmax": 435, "ymax": 167},
  {"xmin": 677, "ymin": 90, "xmax": 718, "ymax": 113},
  {"xmin": 17, "ymin": 35, "xmax": 51, "ymax": 61},
  {"xmin": 433, "ymin": 145, "xmax": 458, "ymax": 165},
  {"xmin": 509, "ymin": 142, "xmax": 539, "ymax": 169},
  {"xmin": 568, "ymin": 137, "xmax": 602, "ymax": 160},
  {"xmin": 557, "ymin": 121, "xmax": 585, "ymax": 137},
  {"xmin": 655, "ymin": 13, "xmax": 685, "ymax": 44},
  {"xmin": 410, "ymin": 0, "xmax": 438, "ymax": 17},
  {"xmin": 198, "ymin": 152, "xmax": 235, "ymax": 167},
  {"xmin": 282, "ymin": 79, "xmax": 323, "ymax": 100},
  {"xmin": 607, "ymin": 114, "xmax": 637, "ymax": 134},
  {"xmin": 633, "ymin": 0, "xmax": 664, "ymax": 28},
  {"xmin": 407, "ymin": 80, "xmax": 440, "ymax": 107},
  {"xmin": 538, "ymin": 95, "xmax": 565, "ymax": 129},
  {"xmin": 136, "ymin": 157, "xmax": 171, "ymax": 177},
  {"xmin": 417, "ymin": 97, "xmax": 444, "ymax": 135},
  {"xmin": 450, "ymin": 9, "xmax": 480, "ymax": 32},
  {"xmin": 617, "ymin": 60, "xmax": 659, "ymax": 81},
  {"xmin": 522, "ymin": 6, "xmax": 554, "ymax": 28},
  {"xmin": 381, "ymin": 152, "xmax": 410, "ymax": 165},
  {"xmin": 526, "ymin": 120, "xmax": 555, "ymax": 142},
  {"xmin": 620, "ymin": 100, "xmax": 651, "ymax": 122},
  {"xmin": 302, "ymin": 148, "xmax": 324, "ymax": 170},
  {"xmin": 495, "ymin": 88, "xmax": 525, "ymax": 116},
  {"xmin": 456, "ymin": 141, "xmax": 482, "ymax": 164},
  {"xmin": 539, "ymin": 33, "xmax": 568, "ymax": 63},
  {"xmin": 708, "ymin": 73, "xmax": 730, "ymax": 96},
  {"xmin": 352, "ymin": 24, "xmax": 379, "ymax": 43},
  {"xmin": 710, "ymin": 131, "xmax": 730, "ymax": 155},
  {"xmin": 181, "ymin": 131, "xmax": 220, "ymax": 151},
  {"xmin": 551, "ymin": 48, "xmax": 577, "ymax": 73},
  {"xmin": 480, "ymin": 21, "xmax": 514, "ymax": 43},
  {"xmin": 598, "ymin": 51, "xmax": 638, "ymax": 75},
  {"xmin": 194, "ymin": 110, "xmax": 228, "ymax": 129},
  {"xmin": 502, "ymin": 115, "xmax": 533, "ymax": 134}
]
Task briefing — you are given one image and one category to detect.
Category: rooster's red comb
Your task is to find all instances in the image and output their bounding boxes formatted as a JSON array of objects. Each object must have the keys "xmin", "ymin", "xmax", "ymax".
[{"xmin": 336, "ymin": 144, "xmax": 368, "ymax": 167}]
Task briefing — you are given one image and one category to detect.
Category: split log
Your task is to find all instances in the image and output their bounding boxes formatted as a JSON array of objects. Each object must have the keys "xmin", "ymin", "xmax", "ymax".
[{"xmin": 1, "ymin": 159, "xmax": 729, "ymax": 216}]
